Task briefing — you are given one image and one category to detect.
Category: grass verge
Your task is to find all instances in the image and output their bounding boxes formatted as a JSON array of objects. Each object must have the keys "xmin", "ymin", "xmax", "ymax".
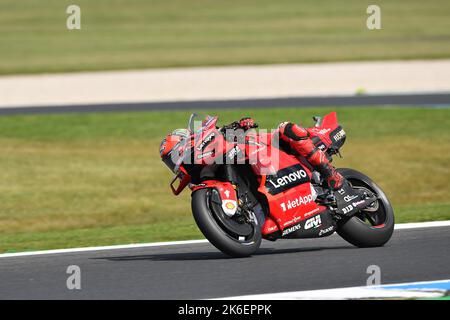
[{"xmin": 1, "ymin": 0, "xmax": 450, "ymax": 74}]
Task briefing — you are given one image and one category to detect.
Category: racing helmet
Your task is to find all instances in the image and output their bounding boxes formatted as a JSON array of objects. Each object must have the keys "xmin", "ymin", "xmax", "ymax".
[{"xmin": 160, "ymin": 128, "xmax": 190, "ymax": 172}]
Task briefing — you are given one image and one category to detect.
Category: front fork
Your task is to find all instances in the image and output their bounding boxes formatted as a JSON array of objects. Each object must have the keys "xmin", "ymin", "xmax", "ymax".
[
  {"xmin": 192, "ymin": 165, "xmax": 266, "ymax": 226},
  {"xmin": 224, "ymin": 165, "xmax": 266, "ymax": 226}
]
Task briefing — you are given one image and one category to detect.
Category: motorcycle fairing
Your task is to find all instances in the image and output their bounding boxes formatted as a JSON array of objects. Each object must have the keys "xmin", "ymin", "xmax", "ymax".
[
  {"xmin": 264, "ymin": 163, "xmax": 310, "ymax": 195},
  {"xmin": 192, "ymin": 119, "xmax": 249, "ymax": 166},
  {"xmin": 308, "ymin": 112, "xmax": 346, "ymax": 153},
  {"xmin": 334, "ymin": 182, "xmax": 378, "ymax": 217},
  {"xmin": 190, "ymin": 180, "xmax": 238, "ymax": 216},
  {"xmin": 256, "ymin": 147, "xmax": 324, "ymax": 237},
  {"xmin": 170, "ymin": 167, "xmax": 191, "ymax": 195}
]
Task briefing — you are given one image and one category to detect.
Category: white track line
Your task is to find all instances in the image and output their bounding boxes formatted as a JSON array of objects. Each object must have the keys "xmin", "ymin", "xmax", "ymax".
[
  {"xmin": 0, "ymin": 220, "xmax": 449, "ymax": 259},
  {"xmin": 394, "ymin": 220, "xmax": 450, "ymax": 230},
  {"xmin": 0, "ymin": 239, "xmax": 208, "ymax": 259},
  {"xmin": 216, "ymin": 279, "xmax": 450, "ymax": 300}
]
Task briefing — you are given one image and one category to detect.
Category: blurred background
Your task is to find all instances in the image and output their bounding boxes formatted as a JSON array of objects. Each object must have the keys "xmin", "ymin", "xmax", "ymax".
[
  {"xmin": 1, "ymin": 0, "xmax": 450, "ymax": 74},
  {"xmin": 0, "ymin": 0, "xmax": 449, "ymax": 252}
]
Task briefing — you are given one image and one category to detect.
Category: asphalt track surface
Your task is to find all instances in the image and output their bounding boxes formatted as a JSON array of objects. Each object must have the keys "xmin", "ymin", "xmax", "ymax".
[
  {"xmin": 0, "ymin": 93, "xmax": 449, "ymax": 115},
  {"xmin": 0, "ymin": 225, "xmax": 448, "ymax": 299}
]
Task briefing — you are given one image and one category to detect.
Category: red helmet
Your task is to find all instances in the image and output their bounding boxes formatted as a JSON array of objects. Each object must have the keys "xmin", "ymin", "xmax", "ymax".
[{"xmin": 160, "ymin": 128, "xmax": 190, "ymax": 172}]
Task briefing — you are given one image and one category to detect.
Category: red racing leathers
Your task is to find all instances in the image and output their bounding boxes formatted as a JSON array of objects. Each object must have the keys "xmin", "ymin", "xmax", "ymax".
[{"xmin": 278, "ymin": 122, "xmax": 344, "ymax": 190}]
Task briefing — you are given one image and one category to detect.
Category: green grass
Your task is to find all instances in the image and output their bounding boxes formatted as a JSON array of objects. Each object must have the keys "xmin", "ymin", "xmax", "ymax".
[
  {"xmin": 1, "ymin": 0, "xmax": 450, "ymax": 74},
  {"xmin": 0, "ymin": 106, "xmax": 449, "ymax": 253}
]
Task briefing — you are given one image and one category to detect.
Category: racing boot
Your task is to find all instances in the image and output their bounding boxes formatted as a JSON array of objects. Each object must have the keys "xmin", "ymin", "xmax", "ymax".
[{"xmin": 278, "ymin": 122, "xmax": 344, "ymax": 190}]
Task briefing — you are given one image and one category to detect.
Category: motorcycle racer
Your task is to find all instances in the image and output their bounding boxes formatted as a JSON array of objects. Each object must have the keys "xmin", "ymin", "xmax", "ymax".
[
  {"xmin": 159, "ymin": 128, "xmax": 190, "ymax": 172},
  {"xmin": 159, "ymin": 112, "xmax": 394, "ymax": 257},
  {"xmin": 160, "ymin": 117, "xmax": 344, "ymax": 190},
  {"xmin": 220, "ymin": 117, "xmax": 344, "ymax": 190},
  {"xmin": 277, "ymin": 121, "xmax": 344, "ymax": 190}
]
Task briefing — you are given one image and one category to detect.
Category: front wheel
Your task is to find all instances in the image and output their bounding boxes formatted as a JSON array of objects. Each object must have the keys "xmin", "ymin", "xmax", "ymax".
[
  {"xmin": 336, "ymin": 168, "xmax": 395, "ymax": 247},
  {"xmin": 191, "ymin": 189, "xmax": 261, "ymax": 258}
]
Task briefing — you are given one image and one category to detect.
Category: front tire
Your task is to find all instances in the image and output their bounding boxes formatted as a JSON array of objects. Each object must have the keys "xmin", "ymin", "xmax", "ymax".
[
  {"xmin": 336, "ymin": 168, "xmax": 395, "ymax": 247},
  {"xmin": 191, "ymin": 189, "xmax": 261, "ymax": 258}
]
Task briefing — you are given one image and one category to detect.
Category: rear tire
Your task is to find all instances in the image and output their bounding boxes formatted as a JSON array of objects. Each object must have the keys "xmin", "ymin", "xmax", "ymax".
[
  {"xmin": 191, "ymin": 189, "xmax": 261, "ymax": 258},
  {"xmin": 336, "ymin": 168, "xmax": 395, "ymax": 247}
]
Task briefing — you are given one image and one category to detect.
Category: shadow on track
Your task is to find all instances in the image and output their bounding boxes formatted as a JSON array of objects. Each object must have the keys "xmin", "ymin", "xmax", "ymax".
[{"xmin": 93, "ymin": 245, "xmax": 354, "ymax": 262}]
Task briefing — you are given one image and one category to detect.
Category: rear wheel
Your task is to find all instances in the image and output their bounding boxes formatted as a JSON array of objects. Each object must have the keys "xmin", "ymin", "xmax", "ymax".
[
  {"xmin": 336, "ymin": 168, "xmax": 395, "ymax": 247},
  {"xmin": 191, "ymin": 188, "xmax": 261, "ymax": 258}
]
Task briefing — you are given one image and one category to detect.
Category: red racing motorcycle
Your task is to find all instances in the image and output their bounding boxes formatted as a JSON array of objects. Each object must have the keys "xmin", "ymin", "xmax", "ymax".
[{"xmin": 160, "ymin": 112, "xmax": 394, "ymax": 257}]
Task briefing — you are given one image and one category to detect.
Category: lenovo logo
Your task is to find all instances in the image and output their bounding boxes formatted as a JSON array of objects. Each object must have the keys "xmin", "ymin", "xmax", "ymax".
[
  {"xmin": 265, "ymin": 164, "xmax": 310, "ymax": 195},
  {"xmin": 268, "ymin": 169, "xmax": 307, "ymax": 189}
]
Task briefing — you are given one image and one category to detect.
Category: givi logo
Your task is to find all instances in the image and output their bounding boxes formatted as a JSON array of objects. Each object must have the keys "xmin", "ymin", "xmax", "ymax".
[{"xmin": 304, "ymin": 215, "xmax": 322, "ymax": 230}]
